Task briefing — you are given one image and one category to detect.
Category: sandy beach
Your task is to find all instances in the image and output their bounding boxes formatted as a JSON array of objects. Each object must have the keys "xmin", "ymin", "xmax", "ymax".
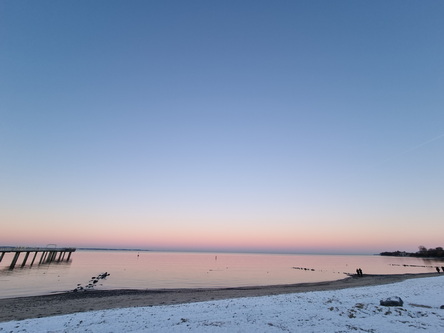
[{"xmin": 0, "ymin": 272, "xmax": 438, "ymax": 323}]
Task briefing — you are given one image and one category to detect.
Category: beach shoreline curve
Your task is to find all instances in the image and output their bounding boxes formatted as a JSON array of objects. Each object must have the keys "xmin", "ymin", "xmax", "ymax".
[{"xmin": 0, "ymin": 272, "xmax": 439, "ymax": 322}]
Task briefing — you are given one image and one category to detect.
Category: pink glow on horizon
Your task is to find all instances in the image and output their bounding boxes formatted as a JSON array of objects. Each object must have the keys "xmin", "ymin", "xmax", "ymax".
[
  {"xmin": 1, "ymin": 222, "xmax": 435, "ymax": 255},
  {"xmin": 0, "ymin": 210, "xmax": 439, "ymax": 254}
]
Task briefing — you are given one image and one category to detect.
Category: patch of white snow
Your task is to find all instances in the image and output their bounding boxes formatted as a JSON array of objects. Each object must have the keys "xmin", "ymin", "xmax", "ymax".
[{"xmin": 1, "ymin": 275, "xmax": 443, "ymax": 332}]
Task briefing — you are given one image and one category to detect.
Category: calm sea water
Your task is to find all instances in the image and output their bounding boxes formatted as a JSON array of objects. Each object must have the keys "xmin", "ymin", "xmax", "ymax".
[{"xmin": 0, "ymin": 250, "xmax": 442, "ymax": 299}]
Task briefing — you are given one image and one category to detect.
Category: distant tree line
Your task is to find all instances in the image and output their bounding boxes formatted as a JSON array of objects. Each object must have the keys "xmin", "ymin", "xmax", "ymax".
[{"xmin": 380, "ymin": 246, "xmax": 444, "ymax": 258}]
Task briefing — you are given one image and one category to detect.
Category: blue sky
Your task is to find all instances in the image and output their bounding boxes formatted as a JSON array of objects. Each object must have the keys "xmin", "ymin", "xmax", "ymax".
[{"xmin": 1, "ymin": 1, "xmax": 443, "ymax": 253}]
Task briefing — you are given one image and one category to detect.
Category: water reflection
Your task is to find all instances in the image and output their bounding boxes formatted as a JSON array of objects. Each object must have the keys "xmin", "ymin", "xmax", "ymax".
[
  {"xmin": 0, "ymin": 259, "xmax": 72, "ymax": 276},
  {"xmin": 1, "ymin": 251, "xmax": 443, "ymax": 299}
]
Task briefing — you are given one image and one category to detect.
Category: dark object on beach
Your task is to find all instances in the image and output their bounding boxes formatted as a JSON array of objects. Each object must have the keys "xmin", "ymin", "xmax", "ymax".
[
  {"xmin": 380, "ymin": 296, "xmax": 403, "ymax": 307},
  {"xmin": 356, "ymin": 268, "xmax": 363, "ymax": 277},
  {"xmin": 440, "ymin": 305, "xmax": 444, "ymax": 309},
  {"xmin": 436, "ymin": 267, "xmax": 441, "ymax": 274}
]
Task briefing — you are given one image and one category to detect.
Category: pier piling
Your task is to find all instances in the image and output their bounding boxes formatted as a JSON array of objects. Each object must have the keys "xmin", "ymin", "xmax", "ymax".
[
  {"xmin": 10, "ymin": 252, "xmax": 20, "ymax": 269},
  {"xmin": 30, "ymin": 252, "xmax": 38, "ymax": 266},
  {"xmin": 21, "ymin": 252, "xmax": 30, "ymax": 267}
]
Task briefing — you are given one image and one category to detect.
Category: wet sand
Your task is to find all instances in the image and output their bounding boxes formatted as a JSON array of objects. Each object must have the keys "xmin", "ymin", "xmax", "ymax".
[{"xmin": 0, "ymin": 273, "xmax": 438, "ymax": 322}]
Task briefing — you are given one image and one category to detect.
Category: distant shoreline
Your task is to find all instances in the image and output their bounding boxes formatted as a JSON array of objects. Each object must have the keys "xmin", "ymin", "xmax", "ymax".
[
  {"xmin": 380, "ymin": 247, "xmax": 444, "ymax": 259},
  {"xmin": 77, "ymin": 247, "xmax": 151, "ymax": 252},
  {"xmin": 0, "ymin": 272, "xmax": 440, "ymax": 323}
]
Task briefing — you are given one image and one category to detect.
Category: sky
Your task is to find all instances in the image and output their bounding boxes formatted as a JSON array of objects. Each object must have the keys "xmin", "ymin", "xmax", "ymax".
[{"xmin": 1, "ymin": 1, "xmax": 443, "ymax": 254}]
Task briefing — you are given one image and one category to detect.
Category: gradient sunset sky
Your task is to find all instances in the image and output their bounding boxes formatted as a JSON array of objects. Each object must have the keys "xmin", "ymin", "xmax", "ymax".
[{"xmin": 1, "ymin": 1, "xmax": 443, "ymax": 254}]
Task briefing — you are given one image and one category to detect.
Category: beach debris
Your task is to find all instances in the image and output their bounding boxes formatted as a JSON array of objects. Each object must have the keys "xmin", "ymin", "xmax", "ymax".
[
  {"xmin": 380, "ymin": 296, "xmax": 403, "ymax": 307},
  {"xmin": 73, "ymin": 272, "xmax": 110, "ymax": 292}
]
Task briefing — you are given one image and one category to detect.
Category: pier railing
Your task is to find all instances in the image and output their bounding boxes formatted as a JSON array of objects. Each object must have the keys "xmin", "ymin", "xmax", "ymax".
[{"xmin": 0, "ymin": 247, "xmax": 76, "ymax": 269}]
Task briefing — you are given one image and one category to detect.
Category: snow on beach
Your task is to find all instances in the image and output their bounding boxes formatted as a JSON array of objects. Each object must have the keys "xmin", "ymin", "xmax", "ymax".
[{"xmin": 1, "ymin": 276, "xmax": 443, "ymax": 332}]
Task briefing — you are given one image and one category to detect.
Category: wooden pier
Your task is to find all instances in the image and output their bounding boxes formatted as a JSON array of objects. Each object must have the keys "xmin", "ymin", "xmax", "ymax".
[{"xmin": 0, "ymin": 247, "xmax": 76, "ymax": 269}]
